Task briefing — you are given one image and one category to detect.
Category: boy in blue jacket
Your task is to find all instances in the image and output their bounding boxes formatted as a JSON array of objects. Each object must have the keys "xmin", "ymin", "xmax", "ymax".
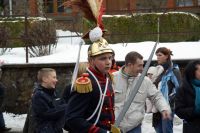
[{"xmin": 31, "ymin": 68, "xmax": 67, "ymax": 133}]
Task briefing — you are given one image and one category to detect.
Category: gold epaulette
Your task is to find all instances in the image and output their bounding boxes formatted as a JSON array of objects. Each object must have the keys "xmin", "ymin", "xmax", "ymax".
[
  {"xmin": 108, "ymin": 72, "xmax": 114, "ymax": 82},
  {"xmin": 108, "ymin": 72, "xmax": 116, "ymax": 86},
  {"xmin": 74, "ymin": 73, "xmax": 92, "ymax": 93},
  {"xmin": 111, "ymin": 125, "xmax": 121, "ymax": 133}
]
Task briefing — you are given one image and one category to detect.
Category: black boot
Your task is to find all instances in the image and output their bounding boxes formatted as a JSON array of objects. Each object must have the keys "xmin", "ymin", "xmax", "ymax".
[{"xmin": 0, "ymin": 127, "xmax": 11, "ymax": 132}]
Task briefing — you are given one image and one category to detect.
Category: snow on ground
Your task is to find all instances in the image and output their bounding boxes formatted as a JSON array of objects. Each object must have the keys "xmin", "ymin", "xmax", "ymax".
[
  {"xmin": 4, "ymin": 113, "xmax": 26, "ymax": 132},
  {"xmin": 142, "ymin": 114, "xmax": 183, "ymax": 133},
  {"xmin": 4, "ymin": 113, "xmax": 183, "ymax": 133}
]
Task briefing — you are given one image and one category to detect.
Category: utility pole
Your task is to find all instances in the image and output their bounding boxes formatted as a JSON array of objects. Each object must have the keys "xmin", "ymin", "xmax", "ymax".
[
  {"xmin": 25, "ymin": 0, "xmax": 29, "ymax": 63},
  {"xmin": 9, "ymin": 0, "xmax": 12, "ymax": 16}
]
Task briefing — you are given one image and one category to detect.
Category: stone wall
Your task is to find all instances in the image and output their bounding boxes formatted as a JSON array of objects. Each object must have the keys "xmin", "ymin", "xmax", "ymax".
[{"xmin": 1, "ymin": 63, "xmax": 74, "ymax": 114}]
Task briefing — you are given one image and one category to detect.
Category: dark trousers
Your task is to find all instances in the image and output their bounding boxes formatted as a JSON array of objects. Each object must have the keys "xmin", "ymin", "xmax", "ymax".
[
  {"xmin": 127, "ymin": 124, "xmax": 142, "ymax": 133},
  {"xmin": 154, "ymin": 112, "xmax": 174, "ymax": 133},
  {"xmin": 0, "ymin": 112, "xmax": 5, "ymax": 128}
]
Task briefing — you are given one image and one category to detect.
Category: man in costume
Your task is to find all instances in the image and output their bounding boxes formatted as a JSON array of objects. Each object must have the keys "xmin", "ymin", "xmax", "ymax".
[{"xmin": 65, "ymin": 27, "xmax": 120, "ymax": 133}]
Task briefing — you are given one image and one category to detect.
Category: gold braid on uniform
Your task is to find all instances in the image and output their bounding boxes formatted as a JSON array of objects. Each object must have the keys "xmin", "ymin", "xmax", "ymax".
[
  {"xmin": 74, "ymin": 73, "xmax": 92, "ymax": 93},
  {"xmin": 111, "ymin": 125, "xmax": 121, "ymax": 133},
  {"xmin": 108, "ymin": 72, "xmax": 114, "ymax": 83}
]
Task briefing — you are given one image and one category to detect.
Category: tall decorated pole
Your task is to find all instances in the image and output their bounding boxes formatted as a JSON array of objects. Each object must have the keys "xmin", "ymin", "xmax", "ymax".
[{"xmin": 64, "ymin": 0, "xmax": 106, "ymax": 90}]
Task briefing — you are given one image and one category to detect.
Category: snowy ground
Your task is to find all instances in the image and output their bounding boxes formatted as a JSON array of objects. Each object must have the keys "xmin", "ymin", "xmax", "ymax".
[
  {"xmin": 4, "ymin": 113, "xmax": 26, "ymax": 132},
  {"xmin": 0, "ymin": 30, "xmax": 199, "ymax": 64},
  {"xmin": 142, "ymin": 114, "xmax": 183, "ymax": 133},
  {"xmin": 4, "ymin": 112, "xmax": 183, "ymax": 133}
]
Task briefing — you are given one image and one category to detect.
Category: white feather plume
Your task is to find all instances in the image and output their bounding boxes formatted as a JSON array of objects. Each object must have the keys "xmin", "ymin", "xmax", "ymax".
[{"xmin": 89, "ymin": 27, "xmax": 103, "ymax": 42}]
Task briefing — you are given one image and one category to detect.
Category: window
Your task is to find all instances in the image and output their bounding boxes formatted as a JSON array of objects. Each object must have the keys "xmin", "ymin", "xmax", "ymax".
[
  {"xmin": 176, "ymin": 0, "xmax": 193, "ymax": 6},
  {"xmin": 184, "ymin": 0, "xmax": 193, "ymax": 6},
  {"xmin": 57, "ymin": 0, "xmax": 64, "ymax": 12},
  {"xmin": 43, "ymin": 0, "xmax": 68, "ymax": 14},
  {"xmin": 176, "ymin": 0, "xmax": 184, "ymax": 6},
  {"xmin": 44, "ymin": 0, "xmax": 54, "ymax": 13}
]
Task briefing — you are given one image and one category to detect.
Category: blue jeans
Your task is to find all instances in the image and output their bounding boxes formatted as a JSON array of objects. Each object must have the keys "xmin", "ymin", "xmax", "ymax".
[
  {"xmin": 0, "ymin": 112, "xmax": 5, "ymax": 128},
  {"xmin": 154, "ymin": 113, "xmax": 174, "ymax": 133},
  {"xmin": 127, "ymin": 124, "xmax": 141, "ymax": 133}
]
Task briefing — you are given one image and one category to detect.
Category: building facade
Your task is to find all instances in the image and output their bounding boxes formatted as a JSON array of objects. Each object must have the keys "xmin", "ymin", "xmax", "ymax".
[
  {"xmin": 32, "ymin": 0, "xmax": 200, "ymax": 17},
  {"xmin": 1, "ymin": 0, "xmax": 199, "ymax": 17}
]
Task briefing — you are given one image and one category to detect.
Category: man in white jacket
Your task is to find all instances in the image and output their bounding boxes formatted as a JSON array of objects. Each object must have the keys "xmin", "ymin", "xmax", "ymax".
[{"xmin": 113, "ymin": 51, "xmax": 171, "ymax": 133}]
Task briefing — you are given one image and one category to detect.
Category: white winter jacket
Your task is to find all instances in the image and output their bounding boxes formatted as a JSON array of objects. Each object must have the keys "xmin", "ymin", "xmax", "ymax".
[{"xmin": 113, "ymin": 66, "xmax": 170, "ymax": 132}]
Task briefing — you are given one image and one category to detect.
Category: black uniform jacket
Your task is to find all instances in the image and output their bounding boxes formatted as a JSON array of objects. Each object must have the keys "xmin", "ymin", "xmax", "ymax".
[
  {"xmin": 66, "ymin": 67, "xmax": 115, "ymax": 133},
  {"xmin": 175, "ymin": 79, "xmax": 200, "ymax": 133}
]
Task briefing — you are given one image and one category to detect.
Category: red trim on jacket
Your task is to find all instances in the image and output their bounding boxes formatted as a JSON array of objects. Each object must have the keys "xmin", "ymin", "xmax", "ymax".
[
  {"xmin": 88, "ymin": 125, "xmax": 100, "ymax": 133},
  {"xmin": 88, "ymin": 66, "xmax": 107, "ymax": 83}
]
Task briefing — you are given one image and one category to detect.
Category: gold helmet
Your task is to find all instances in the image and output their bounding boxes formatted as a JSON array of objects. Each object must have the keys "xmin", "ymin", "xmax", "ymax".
[{"xmin": 88, "ymin": 37, "xmax": 114, "ymax": 57}]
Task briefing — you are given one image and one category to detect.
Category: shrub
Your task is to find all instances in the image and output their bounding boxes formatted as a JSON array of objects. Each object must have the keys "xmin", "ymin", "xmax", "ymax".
[
  {"xmin": 0, "ymin": 17, "xmax": 57, "ymax": 57},
  {"xmin": 24, "ymin": 19, "xmax": 57, "ymax": 57},
  {"xmin": 0, "ymin": 17, "xmax": 57, "ymax": 47},
  {"xmin": 83, "ymin": 12, "xmax": 200, "ymax": 43}
]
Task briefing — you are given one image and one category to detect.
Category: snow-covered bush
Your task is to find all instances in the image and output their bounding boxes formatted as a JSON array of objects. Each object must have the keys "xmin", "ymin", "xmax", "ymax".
[
  {"xmin": 0, "ymin": 25, "xmax": 12, "ymax": 55},
  {"xmin": 83, "ymin": 12, "xmax": 200, "ymax": 42},
  {"xmin": 28, "ymin": 45, "xmax": 57, "ymax": 57},
  {"xmin": 0, "ymin": 17, "xmax": 57, "ymax": 57},
  {"xmin": 24, "ymin": 19, "xmax": 57, "ymax": 57}
]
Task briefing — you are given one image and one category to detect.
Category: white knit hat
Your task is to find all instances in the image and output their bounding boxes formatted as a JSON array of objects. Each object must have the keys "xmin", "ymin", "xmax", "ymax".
[
  {"xmin": 147, "ymin": 65, "xmax": 164, "ymax": 82},
  {"xmin": 147, "ymin": 66, "xmax": 157, "ymax": 75}
]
